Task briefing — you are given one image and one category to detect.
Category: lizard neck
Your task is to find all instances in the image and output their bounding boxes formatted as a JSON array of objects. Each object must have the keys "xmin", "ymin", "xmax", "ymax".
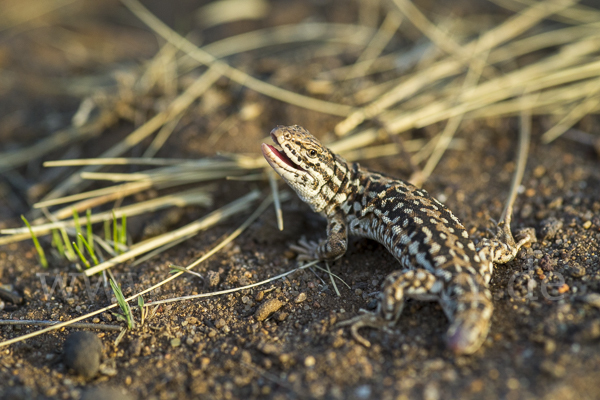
[{"xmin": 319, "ymin": 157, "xmax": 360, "ymax": 217}]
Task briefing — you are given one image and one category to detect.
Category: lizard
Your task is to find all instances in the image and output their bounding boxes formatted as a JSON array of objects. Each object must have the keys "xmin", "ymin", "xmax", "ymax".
[{"xmin": 261, "ymin": 125, "xmax": 531, "ymax": 354}]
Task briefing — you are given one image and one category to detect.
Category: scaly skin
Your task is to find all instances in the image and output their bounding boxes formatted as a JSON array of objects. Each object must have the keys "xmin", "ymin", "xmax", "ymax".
[{"xmin": 261, "ymin": 125, "xmax": 531, "ymax": 354}]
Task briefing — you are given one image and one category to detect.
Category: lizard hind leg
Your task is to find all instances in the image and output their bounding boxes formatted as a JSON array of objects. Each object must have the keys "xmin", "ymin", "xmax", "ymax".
[{"xmin": 338, "ymin": 268, "xmax": 441, "ymax": 347}]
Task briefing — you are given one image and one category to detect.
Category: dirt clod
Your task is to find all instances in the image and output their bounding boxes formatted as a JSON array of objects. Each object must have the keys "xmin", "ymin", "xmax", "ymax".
[
  {"xmin": 254, "ymin": 298, "xmax": 284, "ymax": 321},
  {"xmin": 63, "ymin": 331, "xmax": 103, "ymax": 379}
]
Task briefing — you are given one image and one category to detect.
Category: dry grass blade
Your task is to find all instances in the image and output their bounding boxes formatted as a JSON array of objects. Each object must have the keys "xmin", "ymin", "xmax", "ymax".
[
  {"xmin": 268, "ymin": 171, "xmax": 284, "ymax": 231},
  {"xmin": 41, "ymin": 65, "xmax": 222, "ymax": 201},
  {"xmin": 43, "ymin": 158, "xmax": 208, "ymax": 167},
  {"xmin": 142, "ymin": 113, "xmax": 183, "ymax": 158},
  {"xmin": 33, "ymin": 181, "xmax": 154, "ymax": 209},
  {"xmin": 391, "ymin": 0, "xmax": 492, "ymax": 75},
  {"xmin": 541, "ymin": 83, "xmax": 600, "ymax": 143},
  {"xmin": 344, "ymin": 12, "xmax": 404, "ymax": 80},
  {"xmin": 120, "ymin": 0, "xmax": 355, "ymax": 117},
  {"xmin": 492, "ymin": 0, "xmax": 600, "ymax": 24},
  {"xmin": 130, "ymin": 233, "xmax": 195, "ymax": 268},
  {"xmin": 193, "ymin": 22, "xmax": 377, "ymax": 65},
  {"xmin": 325, "ymin": 261, "xmax": 340, "ymax": 297},
  {"xmin": 0, "ymin": 320, "xmax": 122, "ymax": 331},
  {"xmin": 0, "ymin": 0, "xmax": 79, "ymax": 32}
]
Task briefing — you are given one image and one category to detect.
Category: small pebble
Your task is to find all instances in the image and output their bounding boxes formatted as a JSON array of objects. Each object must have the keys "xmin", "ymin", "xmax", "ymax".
[
  {"xmin": 582, "ymin": 293, "xmax": 600, "ymax": 308},
  {"xmin": 98, "ymin": 365, "xmax": 117, "ymax": 376},
  {"xmin": 283, "ymin": 250, "xmax": 296, "ymax": 259},
  {"xmin": 215, "ymin": 319, "xmax": 226, "ymax": 329},
  {"xmin": 540, "ymin": 217, "xmax": 563, "ymax": 240},
  {"xmin": 583, "ymin": 220, "xmax": 592, "ymax": 229},
  {"xmin": 569, "ymin": 263, "xmax": 586, "ymax": 278},
  {"xmin": 275, "ymin": 312, "xmax": 288, "ymax": 321},
  {"xmin": 355, "ymin": 385, "xmax": 372, "ymax": 399},
  {"xmin": 128, "ymin": 338, "xmax": 142, "ymax": 357},
  {"xmin": 255, "ymin": 299, "xmax": 284, "ymax": 321},
  {"xmin": 294, "ymin": 292, "xmax": 307, "ymax": 303},
  {"xmin": 206, "ymin": 271, "xmax": 220, "ymax": 287},
  {"xmin": 63, "ymin": 331, "xmax": 103, "ymax": 379},
  {"xmin": 255, "ymin": 291, "xmax": 265, "ymax": 302},
  {"xmin": 170, "ymin": 338, "xmax": 181, "ymax": 348},
  {"xmin": 304, "ymin": 355, "xmax": 316, "ymax": 367},
  {"xmin": 558, "ymin": 284, "xmax": 570, "ymax": 294}
]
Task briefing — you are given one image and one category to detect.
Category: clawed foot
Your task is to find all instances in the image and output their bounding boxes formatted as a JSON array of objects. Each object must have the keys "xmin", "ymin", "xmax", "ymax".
[
  {"xmin": 337, "ymin": 310, "xmax": 393, "ymax": 347},
  {"xmin": 483, "ymin": 217, "xmax": 535, "ymax": 263},
  {"xmin": 487, "ymin": 217, "xmax": 517, "ymax": 247},
  {"xmin": 289, "ymin": 237, "xmax": 320, "ymax": 261}
]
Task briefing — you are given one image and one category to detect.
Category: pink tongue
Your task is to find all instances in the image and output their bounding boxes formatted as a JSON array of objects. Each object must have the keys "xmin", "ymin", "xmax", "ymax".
[{"xmin": 264, "ymin": 144, "xmax": 298, "ymax": 169}]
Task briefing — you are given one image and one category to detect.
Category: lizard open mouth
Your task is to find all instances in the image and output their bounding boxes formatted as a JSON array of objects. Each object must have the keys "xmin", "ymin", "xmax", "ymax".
[{"xmin": 261, "ymin": 133, "xmax": 305, "ymax": 173}]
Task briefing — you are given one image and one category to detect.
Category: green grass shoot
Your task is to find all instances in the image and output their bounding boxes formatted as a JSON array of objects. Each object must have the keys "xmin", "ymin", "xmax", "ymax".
[
  {"xmin": 138, "ymin": 295, "xmax": 145, "ymax": 326},
  {"xmin": 112, "ymin": 211, "xmax": 118, "ymax": 253},
  {"xmin": 21, "ymin": 215, "xmax": 48, "ymax": 268},
  {"xmin": 104, "ymin": 219, "xmax": 110, "ymax": 242},
  {"xmin": 78, "ymin": 233, "xmax": 99, "ymax": 265},
  {"xmin": 51, "ymin": 229, "xmax": 65, "ymax": 257},
  {"xmin": 72, "ymin": 209, "xmax": 83, "ymax": 251},
  {"xmin": 59, "ymin": 228, "xmax": 76, "ymax": 261},
  {"xmin": 86, "ymin": 209, "xmax": 94, "ymax": 256},
  {"xmin": 72, "ymin": 241, "xmax": 90, "ymax": 269},
  {"xmin": 110, "ymin": 278, "xmax": 135, "ymax": 330},
  {"xmin": 120, "ymin": 214, "xmax": 127, "ymax": 247}
]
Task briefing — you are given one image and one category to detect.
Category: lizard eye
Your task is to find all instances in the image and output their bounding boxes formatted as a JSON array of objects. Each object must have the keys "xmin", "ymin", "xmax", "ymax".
[{"xmin": 309, "ymin": 149, "xmax": 317, "ymax": 157}]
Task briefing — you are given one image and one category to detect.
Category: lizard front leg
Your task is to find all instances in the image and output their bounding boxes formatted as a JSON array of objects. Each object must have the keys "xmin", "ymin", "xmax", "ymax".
[{"xmin": 290, "ymin": 211, "xmax": 348, "ymax": 261}]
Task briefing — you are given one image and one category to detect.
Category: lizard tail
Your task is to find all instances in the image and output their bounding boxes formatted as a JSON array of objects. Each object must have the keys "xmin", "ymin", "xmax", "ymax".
[{"xmin": 445, "ymin": 294, "xmax": 493, "ymax": 355}]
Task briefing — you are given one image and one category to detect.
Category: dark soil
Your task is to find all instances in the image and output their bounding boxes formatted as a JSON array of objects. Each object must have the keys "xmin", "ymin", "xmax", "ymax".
[{"xmin": 1, "ymin": 1, "xmax": 600, "ymax": 399}]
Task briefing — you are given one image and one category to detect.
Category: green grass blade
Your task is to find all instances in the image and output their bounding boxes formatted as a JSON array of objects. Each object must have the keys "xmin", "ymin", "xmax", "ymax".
[
  {"xmin": 109, "ymin": 279, "xmax": 135, "ymax": 330},
  {"xmin": 72, "ymin": 209, "xmax": 83, "ymax": 251},
  {"xmin": 72, "ymin": 242, "xmax": 91, "ymax": 269},
  {"xmin": 104, "ymin": 220, "xmax": 110, "ymax": 242},
  {"xmin": 59, "ymin": 228, "xmax": 76, "ymax": 261},
  {"xmin": 86, "ymin": 209, "xmax": 94, "ymax": 256},
  {"xmin": 78, "ymin": 233, "xmax": 99, "ymax": 266},
  {"xmin": 120, "ymin": 214, "xmax": 127, "ymax": 247},
  {"xmin": 112, "ymin": 211, "xmax": 118, "ymax": 253},
  {"xmin": 21, "ymin": 215, "xmax": 48, "ymax": 268},
  {"xmin": 51, "ymin": 229, "xmax": 65, "ymax": 257}
]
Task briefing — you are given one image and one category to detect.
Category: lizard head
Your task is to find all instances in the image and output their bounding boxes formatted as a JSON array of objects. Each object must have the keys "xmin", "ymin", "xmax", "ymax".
[{"xmin": 261, "ymin": 125, "xmax": 338, "ymax": 212}]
